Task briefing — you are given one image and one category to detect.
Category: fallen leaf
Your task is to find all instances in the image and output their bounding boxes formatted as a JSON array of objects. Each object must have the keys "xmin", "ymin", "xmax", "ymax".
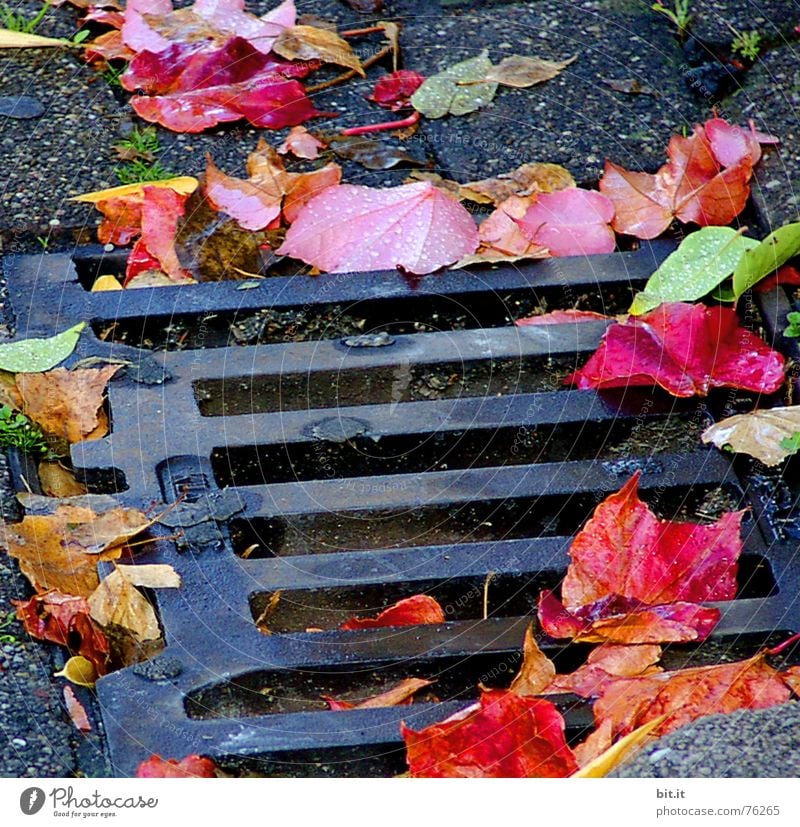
[
  {"xmin": 324, "ymin": 678, "xmax": 433, "ymax": 710},
  {"xmin": 72, "ymin": 177, "xmax": 198, "ymax": 203},
  {"xmin": 278, "ymin": 125, "xmax": 326, "ymax": 159},
  {"xmin": 733, "ymin": 221, "xmax": 800, "ymax": 299},
  {"xmin": 340, "ymin": 595, "xmax": 445, "ymax": 630},
  {"xmin": 329, "ymin": 135, "xmax": 422, "ymax": 170},
  {"xmin": 277, "ymin": 181, "xmax": 479, "ymax": 275},
  {"xmin": 508, "ymin": 625, "xmax": 556, "ymax": 696},
  {"xmin": 516, "ymin": 310, "xmax": 613, "ymax": 327},
  {"xmin": 546, "ymin": 643, "xmax": 662, "ymax": 697},
  {"xmin": 0, "ymin": 323, "xmax": 85, "ymax": 374},
  {"xmin": 630, "ymin": 227, "xmax": 759, "ymax": 314},
  {"xmin": 702, "ymin": 405, "xmax": 800, "ymax": 466},
  {"xmin": 38, "ymin": 461, "xmax": 88, "ymax": 498},
  {"xmin": 274, "ymin": 25, "xmax": 363, "ymax": 74},
  {"xmin": 91, "ymin": 275, "xmax": 124, "ymax": 292},
  {"xmin": 599, "ymin": 118, "xmax": 770, "ymax": 239},
  {"xmin": 88, "ymin": 569, "xmax": 161, "ymax": 641},
  {"xmin": 473, "ymin": 195, "xmax": 549, "ymax": 259},
  {"xmin": 563, "ymin": 471, "xmax": 744, "ymax": 607},
  {"xmin": 567, "ymin": 302, "xmax": 786, "ymax": 397},
  {"xmin": 135, "ymin": 755, "xmax": 218, "ymax": 778},
  {"xmin": 411, "ymin": 50, "xmax": 498, "ymax": 118},
  {"xmin": 402, "ymin": 690, "xmax": 579, "ymax": 778},
  {"xmin": 95, "ymin": 197, "xmax": 144, "ymax": 246},
  {"xmin": 204, "ymin": 156, "xmax": 283, "ymax": 231},
  {"xmin": 124, "ymin": 37, "xmax": 326, "ymax": 133},
  {"xmin": 483, "ymin": 54, "xmax": 575, "ymax": 88},
  {"xmin": 451, "ymin": 248, "xmax": 550, "ymax": 268},
  {"xmin": 538, "ymin": 591, "xmax": 721, "ymax": 644},
  {"xmin": 63, "ymin": 686, "xmax": 92, "ymax": 732},
  {"xmin": 4, "ymin": 503, "xmax": 150, "ymax": 595},
  {"xmin": 13, "ymin": 591, "xmax": 109, "ymax": 673},
  {"xmin": 592, "ymin": 650, "xmax": 798, "ymax": 741},
  {"xmin": 0, "ymin": 29, "xmax": 66, "ymax": 48},
  {"xmin": 603, "ymin": 78, "xmax": 658, "ymax": 96},
  {"xmin": 114, "ymin": 564, "xmax": 181, "ymax": 589},
  {"xmin": 367, "ymin": 70, "xmax": 425, "ymax": 110},
  {"xmin": 254, "ymin": 590, "xmax": 281, "ymax": 634},
  {"xmin": 282, "ymin": 163, "xmax": 342, "ymax": 223},
  {"xmin": 516, "ymin": 188, "xmax": 616, "ymax": 256},
  {"xmin": 16, "ymin": 365, "xmax": 119, "ymax": 444},
  {"xmin": 459, "ymin": 162, "xmax": 575, "ymax": 206},
  {"xmin": 573, "ymin": 716, "xmax": 665, "ymax": 776},
  {"xmin": 124, "ymin": 186, "xmax": 191, "ymax": 284},
  {"xmin": 55, "ymin": 656, "xmax": 98, "ymax": 688},
  {"xmin": 120, "ymin": 0, "xmax": 295, "ymax": 56}
]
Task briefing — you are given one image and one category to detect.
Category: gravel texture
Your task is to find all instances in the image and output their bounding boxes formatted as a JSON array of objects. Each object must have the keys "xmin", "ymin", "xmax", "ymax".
[{"xmin": 612, "ymin": 702, "xmax": 800, "ymax": 778}]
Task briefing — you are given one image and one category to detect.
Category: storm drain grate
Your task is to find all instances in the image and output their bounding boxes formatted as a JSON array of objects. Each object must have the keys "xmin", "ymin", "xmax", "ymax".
[{"xmin": 3, "ymin": 241, "xmax": 800, "ymax": 777}]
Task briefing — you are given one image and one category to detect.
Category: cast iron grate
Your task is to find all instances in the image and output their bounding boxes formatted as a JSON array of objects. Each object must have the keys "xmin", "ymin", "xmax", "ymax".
[{"xmin": 3, "ymin": 241, "xmax": 800, "ymax": 777}]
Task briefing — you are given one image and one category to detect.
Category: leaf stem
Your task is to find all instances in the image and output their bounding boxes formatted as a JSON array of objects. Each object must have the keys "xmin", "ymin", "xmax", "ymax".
[
  {"xmin": 341, "ymin": 110, "xmax": 420, "ymax": 136},
  {"xmin": 340, "ymin": 26, "xmax": 386, "ymax": 37},
  {"xmin": 306, "ymin": 43, "xmax": 393, "ymax": 93}
]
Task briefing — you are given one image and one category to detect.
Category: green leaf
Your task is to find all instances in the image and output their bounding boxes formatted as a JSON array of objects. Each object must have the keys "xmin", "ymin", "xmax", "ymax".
[
  {"xmin": 0, "ymin": 322, "xmax": 85, "ymax": 373},
  {"xmin": 732, "ymin": 221, "xmax": 800, "ymax": 299},
  {"xmin": 629, "ymin": 227, "xmax": 758, "ymax": 315},
  {"xmin": 411, "ymin": 50, "xmax": 498, "ymax": 118}
]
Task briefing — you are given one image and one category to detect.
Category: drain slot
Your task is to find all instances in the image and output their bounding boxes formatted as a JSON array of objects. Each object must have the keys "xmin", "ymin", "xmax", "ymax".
[
  {"xmin": 212, "ymin": 414, "xmax": 706, "ymax": 487},
  {"xmin": 231, "ymin": 483, "xmax": 745, "ymax": 557},
  {"xmin": 195, "ymin": 357, "xmax": 579, "ymax": 416}
]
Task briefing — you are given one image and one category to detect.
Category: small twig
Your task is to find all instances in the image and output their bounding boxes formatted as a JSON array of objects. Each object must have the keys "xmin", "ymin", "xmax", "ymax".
[
  {"xmin": 482, "ymin": 571, "xmax": 496, "ymax": 620},
  {"xmin": 767, "ymin": 632, "xmax": 800, "ymax": 656},
  {"xmin": 341, "ymin": 110, "xmax": 420, "ymax": 136},
  {"xmin": 306, "ymin": 44, "xmax": 393, "ymax": 94},
  {"xmin": 340, "ymin": 25, "xmax": 386, "ymax": 37}
]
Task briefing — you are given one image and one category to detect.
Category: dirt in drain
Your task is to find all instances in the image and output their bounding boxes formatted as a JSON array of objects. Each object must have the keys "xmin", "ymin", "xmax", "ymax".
[
  {"xmin": 230, "ymin": 484, "xmax": 747, "ymax": 557},
  {"xmin": 93, "ymin": 282, "xmax": 637, "ymax": 351},
  {"xmin": 212, "ymin": 414, "xmax": 701, "ymax": 487}
]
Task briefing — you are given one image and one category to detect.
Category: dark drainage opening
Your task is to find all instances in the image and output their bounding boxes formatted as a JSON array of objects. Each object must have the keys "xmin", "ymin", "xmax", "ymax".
[
  {"xmin": 194, "ymin": 356, "xmax": 580, "ymax": 416},
  {"xmin": 247, "ymin": 555, "xmax": 776, "ymax": 634},
  {"xmin": 184, "ymin": 649, "xmax": 587, "ymax": 720},
  {"xmin": 231, "ymin": 483, "xmax": 746, "ymax": 558},
  {"xmin": 211, "ymin": 414, "xmax": 708, "ymax": 487}
]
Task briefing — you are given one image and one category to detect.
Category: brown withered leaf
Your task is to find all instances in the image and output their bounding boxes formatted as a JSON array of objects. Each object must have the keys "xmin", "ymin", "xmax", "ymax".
[
  {"xmin": 509, "ymin": 625, "xmax": 556, "ymax": 695},
  {"xmin": 329, "ymin": 135, "xmax": 422, "ymax": 170},
  {"xmin": 702, "ymin": 406, "xmax": 800, "ymax": 467},
  {"xmin": 274, "ymin": 25, "xmax": 364, "ymax": 75},
  {"xmin": 255, "ymin": 591, "xmax": 282, "ymax": 635},
  {"xmin": 5, "ymin": 515, "xmax": 122, "ymax": 596},
  {"xmin": 603, "ymin": 78, "xmax": 659, "ymax": 97},
  {"xmin": 460, "ymin": 162, "xmax": 575, "ymax": 205},
  {"xmin": 324, "ymin": 677, "xmax": 433, "ymax": 710},
  {"xmin": 114, "ymin": 564, "xmax": 181, "ymax": 589},
  {"xmin": 483, "ymin": 54, "xmax": 576, "ymax": 88},
  {"xmin": 17, "ymin": 366, "xmax": 119, "ymax": 445},
  {"xmin": 38, "ymin": 461, "xmax": 87, "ymax": 498},
  {"xmin": 88, "ymin": 569, "xmax": 161, "ymax": 642},
  {"xmin": 63, "ymin": 686, "xmax": 92, "ymax": 732},
  {"xmin": 379, "ymin": 20, "xmax": 400, "ymax": 71}
]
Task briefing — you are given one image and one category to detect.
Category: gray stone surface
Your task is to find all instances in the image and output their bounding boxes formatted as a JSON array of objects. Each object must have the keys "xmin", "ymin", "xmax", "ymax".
[
  {"xmin": 612, "ymin": 702, "xmax": 800, "ymax": 778},
  {"xmin": 403, "ymin": 0, "xmax": 708, "ymax": 183},
  {"xmin": 724, "ymin": 41, "xmax": 800, "ymax": 232}
]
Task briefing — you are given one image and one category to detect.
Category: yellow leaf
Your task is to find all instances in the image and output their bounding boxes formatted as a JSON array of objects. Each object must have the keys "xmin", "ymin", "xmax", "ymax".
[
  {"xmin": 115, "ymin": 563, "xmax": 181, "ymax": 589},
  {"xmin": 37, "ymin": 460, "xmax": 88, "ymax": 498},
  {"xmin": 274, "ymin": 25, "xmax": 364, "ymax": 75},
  {"xmin": 55, "ymin": 656, "xmax": 98, "ymax": 688},
  {"xmin": 71, "ymin": 176, "xmax": 198, "ymax": 204},
  {"xmin": 573, "ymin": 715, "xmax": 667, "ymax": 778},
  {"xmin": 88, "ymin": 569, "xmax": 161, "ymax": 641},
  {"xmin": 91, "ymin": 275, "xmax": 123, "ymax": 292},
  {"xmin": 0, "ymin": 28, "xmax": 66, "ymax": 48}
]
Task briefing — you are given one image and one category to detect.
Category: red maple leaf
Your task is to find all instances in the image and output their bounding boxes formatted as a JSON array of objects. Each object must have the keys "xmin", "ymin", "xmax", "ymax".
[
  {"xmin": 598, "ymin": 117, "xmax": 774, "ymax": 239},
  {"xmin": 401, "ymin": 690, "xmax": 579, "ymax": 778},
  {"xmin": 367, "ymin": 70, "xmax": 426, "ymax": 110},
  {"xmin": 339, "ymin": 595, "xmax": 445, "ymax": 631},
  {"xmin": 135, "ymin": 755, "xmax": 219, "ymax": 778},
  {"xmin": 536, "ymin": 471, "xmax": 744, "ymax": 644},
  {"xmin": 566, "ymin": 302, "xmax": 786, "ymax": 397},
  {"xmin": 14, "ymin": 591, "xmax": 110, "ymax": 674}
]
